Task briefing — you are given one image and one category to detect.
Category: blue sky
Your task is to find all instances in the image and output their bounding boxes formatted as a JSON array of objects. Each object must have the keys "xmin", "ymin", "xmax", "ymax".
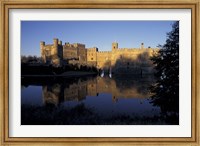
[{"xmin": 21, "ymin": 21, "xmax": 175, "ymax": 56}]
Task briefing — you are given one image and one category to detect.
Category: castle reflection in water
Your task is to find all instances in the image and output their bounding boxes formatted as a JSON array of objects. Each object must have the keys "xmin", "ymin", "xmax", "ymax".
[{"xmin": 42, "ymin": 75, "xmax": 155, "ymax": 106}]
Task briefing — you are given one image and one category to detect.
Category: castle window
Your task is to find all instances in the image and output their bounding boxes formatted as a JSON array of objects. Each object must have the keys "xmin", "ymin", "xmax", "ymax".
[
  {"xmin": 91, "ymin": 58, "xmax": 93, "ymax": 60},
  {"xmin": 120, "ymin": 55, "xmax": 122, "ymax": 59},
  {"xmin": 127, "ymin": 62, "xmax": 129, "ymax": 65}
]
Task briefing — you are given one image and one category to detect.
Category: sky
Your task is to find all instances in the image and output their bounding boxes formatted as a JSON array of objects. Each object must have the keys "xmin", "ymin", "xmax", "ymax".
[{"xmin": 21, "ymin": 21, "xmax": 175, "ymax": 56}]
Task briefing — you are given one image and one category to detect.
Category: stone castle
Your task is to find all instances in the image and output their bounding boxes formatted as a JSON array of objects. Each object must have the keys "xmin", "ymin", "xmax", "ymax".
[{"xmin": 40, "ymin": 38, "xmax": 159, "ymax": 74}]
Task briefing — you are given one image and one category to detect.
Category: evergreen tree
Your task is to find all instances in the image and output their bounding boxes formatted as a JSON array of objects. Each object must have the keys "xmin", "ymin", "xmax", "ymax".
[{"xmin": 150, "ymin": 21, "xmax": 179, "ymax": 119}]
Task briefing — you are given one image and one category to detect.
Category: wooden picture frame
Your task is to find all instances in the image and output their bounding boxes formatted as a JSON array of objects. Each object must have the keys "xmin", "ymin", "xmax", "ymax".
[{"xmin": 0, "ymin": 0, "xmax": 199, "ymax": 145}]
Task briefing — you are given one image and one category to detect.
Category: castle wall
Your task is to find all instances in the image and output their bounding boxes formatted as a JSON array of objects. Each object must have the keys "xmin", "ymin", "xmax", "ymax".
[
  {"xmin": 63, "ymin": 44, "xmax": 78, "ymax": 60},
  {"xmin": 40, "ymin": 39, "xmax": 158, "ymax": 73},
  {"xmin": 43, "ymin": 45, "xmax": 53, "ymax": 56},
  {"xmin": 62, "ymin": 43, "xmax": 87, "ymax": 65},
  {"xmin": 41, "ymin": 38, "xmax": 63, "ymax": 66},
  {"xmin": 77, "ymin": 47, "xmax": 87, "ymax": 65},
  {"xmin": 87, "ymin": 47, "xmax": 98, "ymax": 67},
  {"xmin": 109, "ymin": 48, "xmax": 157, "ymax": 73},
  {"xmin": 96, "ymin": 51, "xmax": 111, "ymax": 70}
]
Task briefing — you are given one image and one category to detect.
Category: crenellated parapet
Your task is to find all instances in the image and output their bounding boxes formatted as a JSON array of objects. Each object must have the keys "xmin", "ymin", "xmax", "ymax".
[
  {"xmin": 40, "ymin": 39, "xmax": 159, "ymax": 73},
  {"xmin": 97, "ymin": 51, "xmax": 111, "ymax": 53},
  {"xmin": 73, "ymin": 43, "xmax": 85, "ymax": 48}
]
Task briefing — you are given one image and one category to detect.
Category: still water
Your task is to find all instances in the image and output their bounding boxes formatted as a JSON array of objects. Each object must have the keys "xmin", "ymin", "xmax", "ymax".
[{"xmin": 21, "ymin": 75, "xmax": 177, "ymax": 125}]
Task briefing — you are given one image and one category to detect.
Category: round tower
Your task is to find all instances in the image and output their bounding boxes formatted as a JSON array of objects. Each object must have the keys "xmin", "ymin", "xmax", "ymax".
[
  {"xmin": 53, "ymin": 38, "xmax": 58, "ymax": 47},
  {"xmin": 112, "ymin": 42, "xmax": 118, "ymax": 51},
  {"xmin": 141, "ymin": 43, "xmax": 144, "ymax": 49},
  {"xmin": 53, "ymin": 38, "xmax": 58, "ymax": 56},
  {"xmin": 40, "ymin": 41, "xmax": 45, "ymax": 48},
  {"xmin": 40, "ymin": 41, "xmax": 45, "ymax": 62},
  {"xmin": 58, "ymin": 40, "xmax": 62, "ymax": 45}
]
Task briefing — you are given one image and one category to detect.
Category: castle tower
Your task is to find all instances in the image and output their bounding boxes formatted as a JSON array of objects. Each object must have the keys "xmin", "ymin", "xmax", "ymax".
[
  {"xmin": 53, "ymin": 38, "xmax": 59, "ymax": 56},
  {"xmin": 40, "ymin": 41, "xmax": 45, "ymax": 62},
  {"xmin": 53, "ymin": 38, "xmax": 58, "ymax": 47},
  {"xmin": 141, "ymin": 43, "xmax": 144, "ymax": 49},
  {"xmin": 112, "ymin": 42, "xmax": 118, "ymax": 51},
  {"xmin": 51, "ymin": 38, "xmax": 62, "ymax": 66},
  {"xmin": 58, "ymin": 40, "xmax": 62, "ymax": 45},
  {"xmin": 87, "ymin": 47, "xmax": 98, "ymax": 67},
  {"xmin": 40, "ymin": 41, "xmax": 45, "ymax": 52}
]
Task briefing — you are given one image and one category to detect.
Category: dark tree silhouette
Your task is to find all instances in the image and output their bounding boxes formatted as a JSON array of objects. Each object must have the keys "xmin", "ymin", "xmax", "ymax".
[
  {"xmin": 150, "ymin": 21, "xmax": 179, "ymax": 122},
  {"xmin": 21, "ymin": 55, "xmax": 42, "ymax": 64}
]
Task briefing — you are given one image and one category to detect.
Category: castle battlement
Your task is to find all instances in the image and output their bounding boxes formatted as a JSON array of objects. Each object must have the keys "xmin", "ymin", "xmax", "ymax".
[
  {"xmin": 87, "ymin": 47, "xmax": 98, "ymax": 51},
  {"xmin": 40, "ymin": 39, "xmax": 159, "ymax": 71},
  {"xmin": 43, "ymin": 44, "xmax": 53, "ymax": 47},
  {"xmin": 63, "ymin": 42, "xmax": 85, "ymax": 48},
  {"xmin": 73, "ymin": 43, "xmax": 85, "ymax": 48},
  {"xmin": 97, "ymin": 51, "xmax": 111, "ymax": 53}
]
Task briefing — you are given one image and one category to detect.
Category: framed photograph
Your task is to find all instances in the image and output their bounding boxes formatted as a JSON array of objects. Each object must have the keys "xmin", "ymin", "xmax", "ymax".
[{"xmin": 1, "ymin": 0, "xmax": 199, "ymax": 145}]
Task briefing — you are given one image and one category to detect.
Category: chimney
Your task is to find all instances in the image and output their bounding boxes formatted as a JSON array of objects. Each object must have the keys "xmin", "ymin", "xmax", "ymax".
[
  {"xmin": 141, "ymin": 43, "xmax": 144, "ymax": 49},
  {"xmin": 58, "ymin": 41, "xmax": 62, "ymax": 45},
  {"xmin": 53, "ymin": 38, "xmax": 58, "ymax": 47},
  {"xmin": 40, "ymin": 41, "xmax": 45, "ymax": 47}
]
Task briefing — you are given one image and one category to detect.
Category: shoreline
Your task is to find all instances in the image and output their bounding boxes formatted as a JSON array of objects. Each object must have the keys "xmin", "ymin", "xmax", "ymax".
[{"xmin": 21, "ymin": 71, "xmax": 97, "ymax": 78}]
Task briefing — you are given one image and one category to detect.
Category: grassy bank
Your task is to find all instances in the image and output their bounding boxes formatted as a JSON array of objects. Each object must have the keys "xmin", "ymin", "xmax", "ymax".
[{"xmin": 21, "ymin": 104, "xmax": 178, "ymax": 125}]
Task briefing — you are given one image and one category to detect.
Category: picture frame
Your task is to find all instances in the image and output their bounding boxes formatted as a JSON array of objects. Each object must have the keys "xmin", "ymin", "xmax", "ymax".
[{"xmin": 0, "ymin": 0, "xmax": 199, "ymax": 145}]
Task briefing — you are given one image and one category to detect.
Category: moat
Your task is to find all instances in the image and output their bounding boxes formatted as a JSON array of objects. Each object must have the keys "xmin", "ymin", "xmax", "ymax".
[{"xmin": 21, "ymin": 75, "xmax": 178, "ymax": 125}]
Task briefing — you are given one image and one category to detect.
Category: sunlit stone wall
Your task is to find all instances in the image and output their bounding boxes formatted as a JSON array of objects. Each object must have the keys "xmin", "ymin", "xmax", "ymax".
[{"xmin": 40, "ymin": 38, "xmax": 159, "ymax": 73}]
